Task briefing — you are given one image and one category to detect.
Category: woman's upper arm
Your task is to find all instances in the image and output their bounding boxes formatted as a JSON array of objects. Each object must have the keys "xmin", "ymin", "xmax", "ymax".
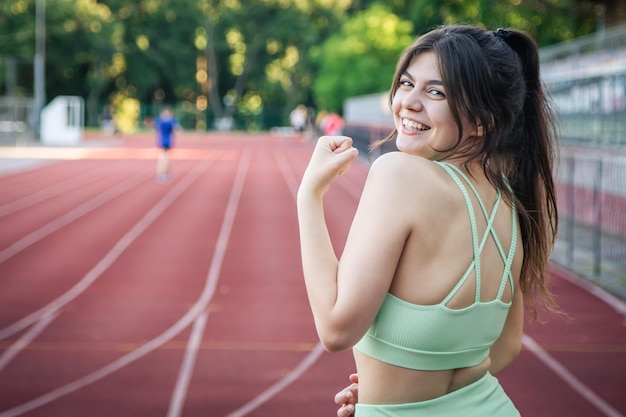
[{"xmin": 331, "ymin": 154, "xmax": 417, "ymax": 347}]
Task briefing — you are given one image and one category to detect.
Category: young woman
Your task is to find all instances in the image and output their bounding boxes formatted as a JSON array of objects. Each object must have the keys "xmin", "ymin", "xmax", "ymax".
[{"xmin": 297, "ymin": 25, "xmax": 558, "ymax": 416}]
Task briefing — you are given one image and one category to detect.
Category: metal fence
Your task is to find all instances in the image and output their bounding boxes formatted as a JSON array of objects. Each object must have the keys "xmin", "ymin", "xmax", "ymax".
[
  {"xmin": 547, "ymin": 73, "xmax": 626, "ymax": 146},
  {"xmin": 552, "ymin": 147, "xmax": 626, "ymax": 299},
  {"xmin": 539, "ymin": 23, "xmax": 626, "ymax": 298},
  {"xmin": 541, "ymin": 24, "xmax": 626, "ymax": 146},
  {"xmin": 0, "ymin": 96, "xmax": 35, "ymax": 144}
]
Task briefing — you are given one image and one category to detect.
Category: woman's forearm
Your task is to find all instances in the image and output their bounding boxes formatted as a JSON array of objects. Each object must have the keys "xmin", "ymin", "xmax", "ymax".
[
  {"xmin": 489, "ymin": 344, "xmax": 521, "ymax": 375},
  {"xmin": 297, "ymin": 191, "xmax": 340, "ymax": 339},
  {"xmin": 296, "ymin": 135, "xmax": 359, "ymax": 349}
]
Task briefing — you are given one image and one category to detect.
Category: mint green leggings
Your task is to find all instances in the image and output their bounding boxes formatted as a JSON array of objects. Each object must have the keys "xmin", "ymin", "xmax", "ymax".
[{"xmin": 354, "ymin": 373, "xmax": 521, "ymax": 417}]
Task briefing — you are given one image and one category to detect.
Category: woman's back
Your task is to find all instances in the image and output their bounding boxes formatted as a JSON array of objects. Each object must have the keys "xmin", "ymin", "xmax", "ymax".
[
  {"xmin": 352, "ymin": 151, "xmax": 523, "ymax": 404},
  {"xmin": 389, "ymin": 153, "xmax": 522, "ymax": 308}
]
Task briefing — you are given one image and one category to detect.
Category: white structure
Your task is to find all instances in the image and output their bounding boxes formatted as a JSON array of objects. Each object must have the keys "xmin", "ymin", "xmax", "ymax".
[
  {"xmin": 41, "ymin": 95, "xmax": 84, "ymax": 145},
  {"xmin": 343, "ymin": 92, "xmax": 393, "ymax": 128}
]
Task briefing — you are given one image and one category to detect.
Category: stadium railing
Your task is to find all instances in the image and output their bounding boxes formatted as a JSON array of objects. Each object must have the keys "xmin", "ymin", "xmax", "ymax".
[{"xmin": 0, "ymin": 96, "xmax": 36, "ymax": 145}]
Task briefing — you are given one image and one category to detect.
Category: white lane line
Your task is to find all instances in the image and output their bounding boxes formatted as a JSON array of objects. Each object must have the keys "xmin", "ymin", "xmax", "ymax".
[
  {"xmin": 0, "ymin": 160, "xmax": 126, "ymax": 218},
  {"xmin": 522, "ymin": 335, "xmax": 625, "ymax": 417},
  {"xmin": 0, "ymin": 170, "xmax": 148, "ymax": 264},
  {"xmin": 549, "ymin": 263, "xmax": 626, "ymax": 317},
  {"xmin": 0, "ymin": 310, "xmax": 60, "ymax": 372},
  {"xmin": 0, "ymin": 153, "xmax": 218, "ymax": 340},
  {"xmin": 218, "ymin": 147, "xmax": 327, "ymax": 417},
  {"xmin": 273, "ymin": 147, "xmax": 299, "ymax": 200},
  {"xmin": 336, "ymin": 172, "xmax": 364, "ymax": 200},
  {"xmin": 224, "ymin": 343, "xmax": 326, "ymax": 417},
  {"xmin": 167, "ymin": 312, "xmax": 209, "ymax": 417},
  {"xmin": 0, "ymin": 149, "xmax": 251, "ymax": 417},
  {"xmin": 280, "ymin": 144, "xmax": 362, "ymax": 201}
]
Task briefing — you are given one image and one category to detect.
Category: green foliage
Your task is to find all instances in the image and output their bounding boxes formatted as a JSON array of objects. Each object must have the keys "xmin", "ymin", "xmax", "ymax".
[
  {"xmin": 313, "ymin": 3, "xmax": 413, "ymax": 113},
  {"xmin": 310, "ymin": 0, "xmax": 600, "ymax": 112},
  {"xmin": 384, "ymin": 0, "xmax": 598, "ymax": 47},
  {"xmin": 0, "ymin": 0, "xmax": 603, "ymax": 130}
]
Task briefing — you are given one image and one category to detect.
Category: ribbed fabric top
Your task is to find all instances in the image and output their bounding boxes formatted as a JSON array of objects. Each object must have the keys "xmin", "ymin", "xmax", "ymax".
[{"xmin": 354, "ymin": 161, "xmax": 518, "ymax": 371}]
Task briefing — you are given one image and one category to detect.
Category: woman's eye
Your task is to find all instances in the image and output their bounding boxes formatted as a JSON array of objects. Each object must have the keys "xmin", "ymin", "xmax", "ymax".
[
  {"xmin": 399, "ymin": 80, "xmax": 413, "ymax": 88},
  {"xmin": 428, "ymin": 89, "xmax": 445, "ymax": 98}
]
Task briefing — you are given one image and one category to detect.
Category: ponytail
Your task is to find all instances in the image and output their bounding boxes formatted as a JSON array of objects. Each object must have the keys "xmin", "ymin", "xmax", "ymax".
[{"xmin": 495, "ymin": 29, "xmax": 560, "ymax": 317}]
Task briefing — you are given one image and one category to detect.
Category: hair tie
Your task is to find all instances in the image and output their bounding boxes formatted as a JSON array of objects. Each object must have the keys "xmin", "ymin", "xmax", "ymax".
[{"xmin": 493, "ymin": 28, "xmax": 510, "ymax": 39}]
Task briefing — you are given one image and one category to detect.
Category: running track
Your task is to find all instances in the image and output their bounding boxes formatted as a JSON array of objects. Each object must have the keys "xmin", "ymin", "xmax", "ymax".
[{"xmin": 0, "ymin": 132, "xmax": 624, "ymax": 417}]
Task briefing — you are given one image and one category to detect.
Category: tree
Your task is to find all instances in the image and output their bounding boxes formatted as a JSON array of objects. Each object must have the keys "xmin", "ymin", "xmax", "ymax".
[
  {"xmin": 197, "ymin": 0, "xmax": 352, "ymax": 129},
  {"xmin": 0, "ymin": 0, "xmax": 121, "ymax": 125},
  {"xmin": 0, "ymin": 0, "xmax": 603, "ymax": 132},
  {"xmin": 312, "ymin": 3, "xmax": 414, "ymax": 113},
  {"xmin": 384, "ymin": 0, "xmax": 598, "ymax": 46},
  {"xmin": 100, "ymin": 0, "xmax": 200, "ymax": 111},
  {"xmin": 46, "ymin": 0, "xmax": 120, "ymax": 126},
  {"xmin": 310, "ymin": 0, "xmax": 600, "ymax": 113},
  {"xmin": 0, "ymin": 0, "xmax": 37, "ymax": 96}
]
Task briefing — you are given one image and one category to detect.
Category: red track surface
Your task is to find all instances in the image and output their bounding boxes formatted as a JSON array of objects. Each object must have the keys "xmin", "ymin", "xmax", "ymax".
[{"xmin": 0, "ymin": 132, "xmax": 624, "ymax": 417}]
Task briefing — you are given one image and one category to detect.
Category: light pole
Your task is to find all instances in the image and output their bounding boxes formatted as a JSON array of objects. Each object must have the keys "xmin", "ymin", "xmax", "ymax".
[{"xmin": 34, "ymin": 0, "xmax": 46, "ymax": 139}]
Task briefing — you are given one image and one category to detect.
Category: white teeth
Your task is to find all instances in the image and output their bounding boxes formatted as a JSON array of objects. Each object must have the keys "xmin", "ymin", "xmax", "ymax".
[{"xmin": 402, "ymin": 119, "xmax": 429, "ymax": 131}]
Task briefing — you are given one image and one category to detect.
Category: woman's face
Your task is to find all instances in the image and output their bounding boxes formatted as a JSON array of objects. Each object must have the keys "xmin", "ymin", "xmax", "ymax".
[{"xmin": 391, "ymin": 52, "xmax": 476, "ymax": 160}]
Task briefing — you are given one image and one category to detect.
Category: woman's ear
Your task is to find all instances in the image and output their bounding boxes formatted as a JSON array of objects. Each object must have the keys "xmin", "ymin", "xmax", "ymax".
[
  {"xmin": 475, "ymin": 114, "xmax": 494, "ymax": 138},
  {"xmin": 476, "ymin": 123, "xmax": 485, "ymax": 138}
]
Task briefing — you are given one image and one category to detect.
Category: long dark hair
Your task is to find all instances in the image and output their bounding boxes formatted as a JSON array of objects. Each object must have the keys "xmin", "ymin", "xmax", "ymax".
[{"xmin": 373, "ymin": 25, "xmax": 559, "ymax": 317}]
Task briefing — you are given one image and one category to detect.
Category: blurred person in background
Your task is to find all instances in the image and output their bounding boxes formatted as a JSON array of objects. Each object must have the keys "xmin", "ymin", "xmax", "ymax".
[
  {"xmin": 290, "ymin": 104, "xmax": 308, "ymax": 134},
  {"xmin": 154, "ymin": 107, "xmax": 179, "ymax": 183},
  {"xmin": 100, "ymin": 105, "xmax": 117, "ymax": 136},
  {"xmin": 321, "ymin": 111, "xmax": 345, "ymax": 136}
]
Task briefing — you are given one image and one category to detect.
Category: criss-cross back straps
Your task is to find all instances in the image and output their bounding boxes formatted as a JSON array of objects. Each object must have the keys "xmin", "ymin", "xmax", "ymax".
[
  {"xmin": 443, "ymin": 163, "xmax": 518, "ymax": 300},
  {"xmin": 435, "ymin": 162, "xmax": 518, "ymax": 305}
]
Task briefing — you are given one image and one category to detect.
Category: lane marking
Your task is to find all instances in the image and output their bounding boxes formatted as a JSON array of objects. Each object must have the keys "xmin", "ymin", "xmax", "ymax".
[
  {"xmin": 216, "ymin": 146, "xmax": 328, "ymax": 417},
  {"xmin": 549, "ymin": 263, "xmax": 626, "ymax": 317},
  {"xmin": 523, "ymin": 335, "xmax": 625, "ymax": 417},
  {"xmin": 0, "ymin": 340, "xmax": 318, "ymax": 352},
  {"xmin": 167, "ymin": 312, "xmax": 209, "ymax": 417},
  {"xmin": 3, "ymin": 338, "xmax": 622, "ymax": 354},
  {"xmin": 0, "ymin": 160, "xmax": 131, "ymax": 218},
  {"xmin": 0, "ymin": 310, "xmax": 60, "ymax": 372},
  {"xmin": 0, "ymin": 152, "xmax": 220, "ymax": 340},
  {"xmin": 0, "ymin": 149, "xmax": 251, "ymax": 417},
  {"xmin": 336, "ymin": 173, "xmax": 364, "ymax": 200},
  {"xmin": 0, "ymin": 170, "xmax": 148, "ymax": 265},
  {"xmin": 273, "ymin": 147, "xmax": 299, "ymax": 201},
  {"xmin": 224, "ymin": 343, "xmax": 325, "ymax": 417}
]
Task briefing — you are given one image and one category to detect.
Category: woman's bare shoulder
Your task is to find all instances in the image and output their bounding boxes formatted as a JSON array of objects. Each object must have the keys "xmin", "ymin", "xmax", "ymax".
[
  {"xmin": 368, "ymin": 152, "xmax": 449, "ymax": 193},
  {"xmin": 369, "ymin": 152, "xmax": 439, "ymax": 177}
]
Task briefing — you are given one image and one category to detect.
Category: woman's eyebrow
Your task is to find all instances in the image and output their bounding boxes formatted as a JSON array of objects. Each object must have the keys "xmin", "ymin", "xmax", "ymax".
[
  {"xmin": 401, "ymin": 71, "xmax": 443, "ymax": 86},
  {"xmin": 401, "ymin": 70, "xmax": 414, "ymax": 80}
]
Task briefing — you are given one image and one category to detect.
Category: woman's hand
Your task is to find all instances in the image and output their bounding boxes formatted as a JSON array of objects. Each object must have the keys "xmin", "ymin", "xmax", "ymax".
[
  {"xmin": 299, "ymin": 136, "xmax": 359, "ymax": 198},
  {"xmin": 334, "ymin": 373, "xmax": 359, "ymax": 417}
]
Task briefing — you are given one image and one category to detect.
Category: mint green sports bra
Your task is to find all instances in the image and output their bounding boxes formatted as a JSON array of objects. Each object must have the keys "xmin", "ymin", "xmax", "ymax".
[{"xmin": 354, "ymin": 161, "xmax": 518, "ymax": 371}]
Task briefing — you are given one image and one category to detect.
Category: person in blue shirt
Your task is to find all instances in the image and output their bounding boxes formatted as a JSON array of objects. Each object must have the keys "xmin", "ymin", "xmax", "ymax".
[{"xmin": 154, "ymin": 107, "xmax": 178, "ymax": 182}]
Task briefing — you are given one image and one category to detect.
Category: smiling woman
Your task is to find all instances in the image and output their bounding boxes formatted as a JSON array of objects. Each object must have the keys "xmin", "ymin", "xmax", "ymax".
[
  {"xmin": 392, "ymin": 52, "xmax": 477, "ymax": 160},
  {"xmin": 297, "ymin": 24, "xmax": 559, "ymax": 417}
]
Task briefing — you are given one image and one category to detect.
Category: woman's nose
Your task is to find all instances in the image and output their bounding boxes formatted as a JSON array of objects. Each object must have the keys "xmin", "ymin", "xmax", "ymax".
[{"xmin": 402, "ymin": 90, "xmax": 424, "ymax": 111}]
